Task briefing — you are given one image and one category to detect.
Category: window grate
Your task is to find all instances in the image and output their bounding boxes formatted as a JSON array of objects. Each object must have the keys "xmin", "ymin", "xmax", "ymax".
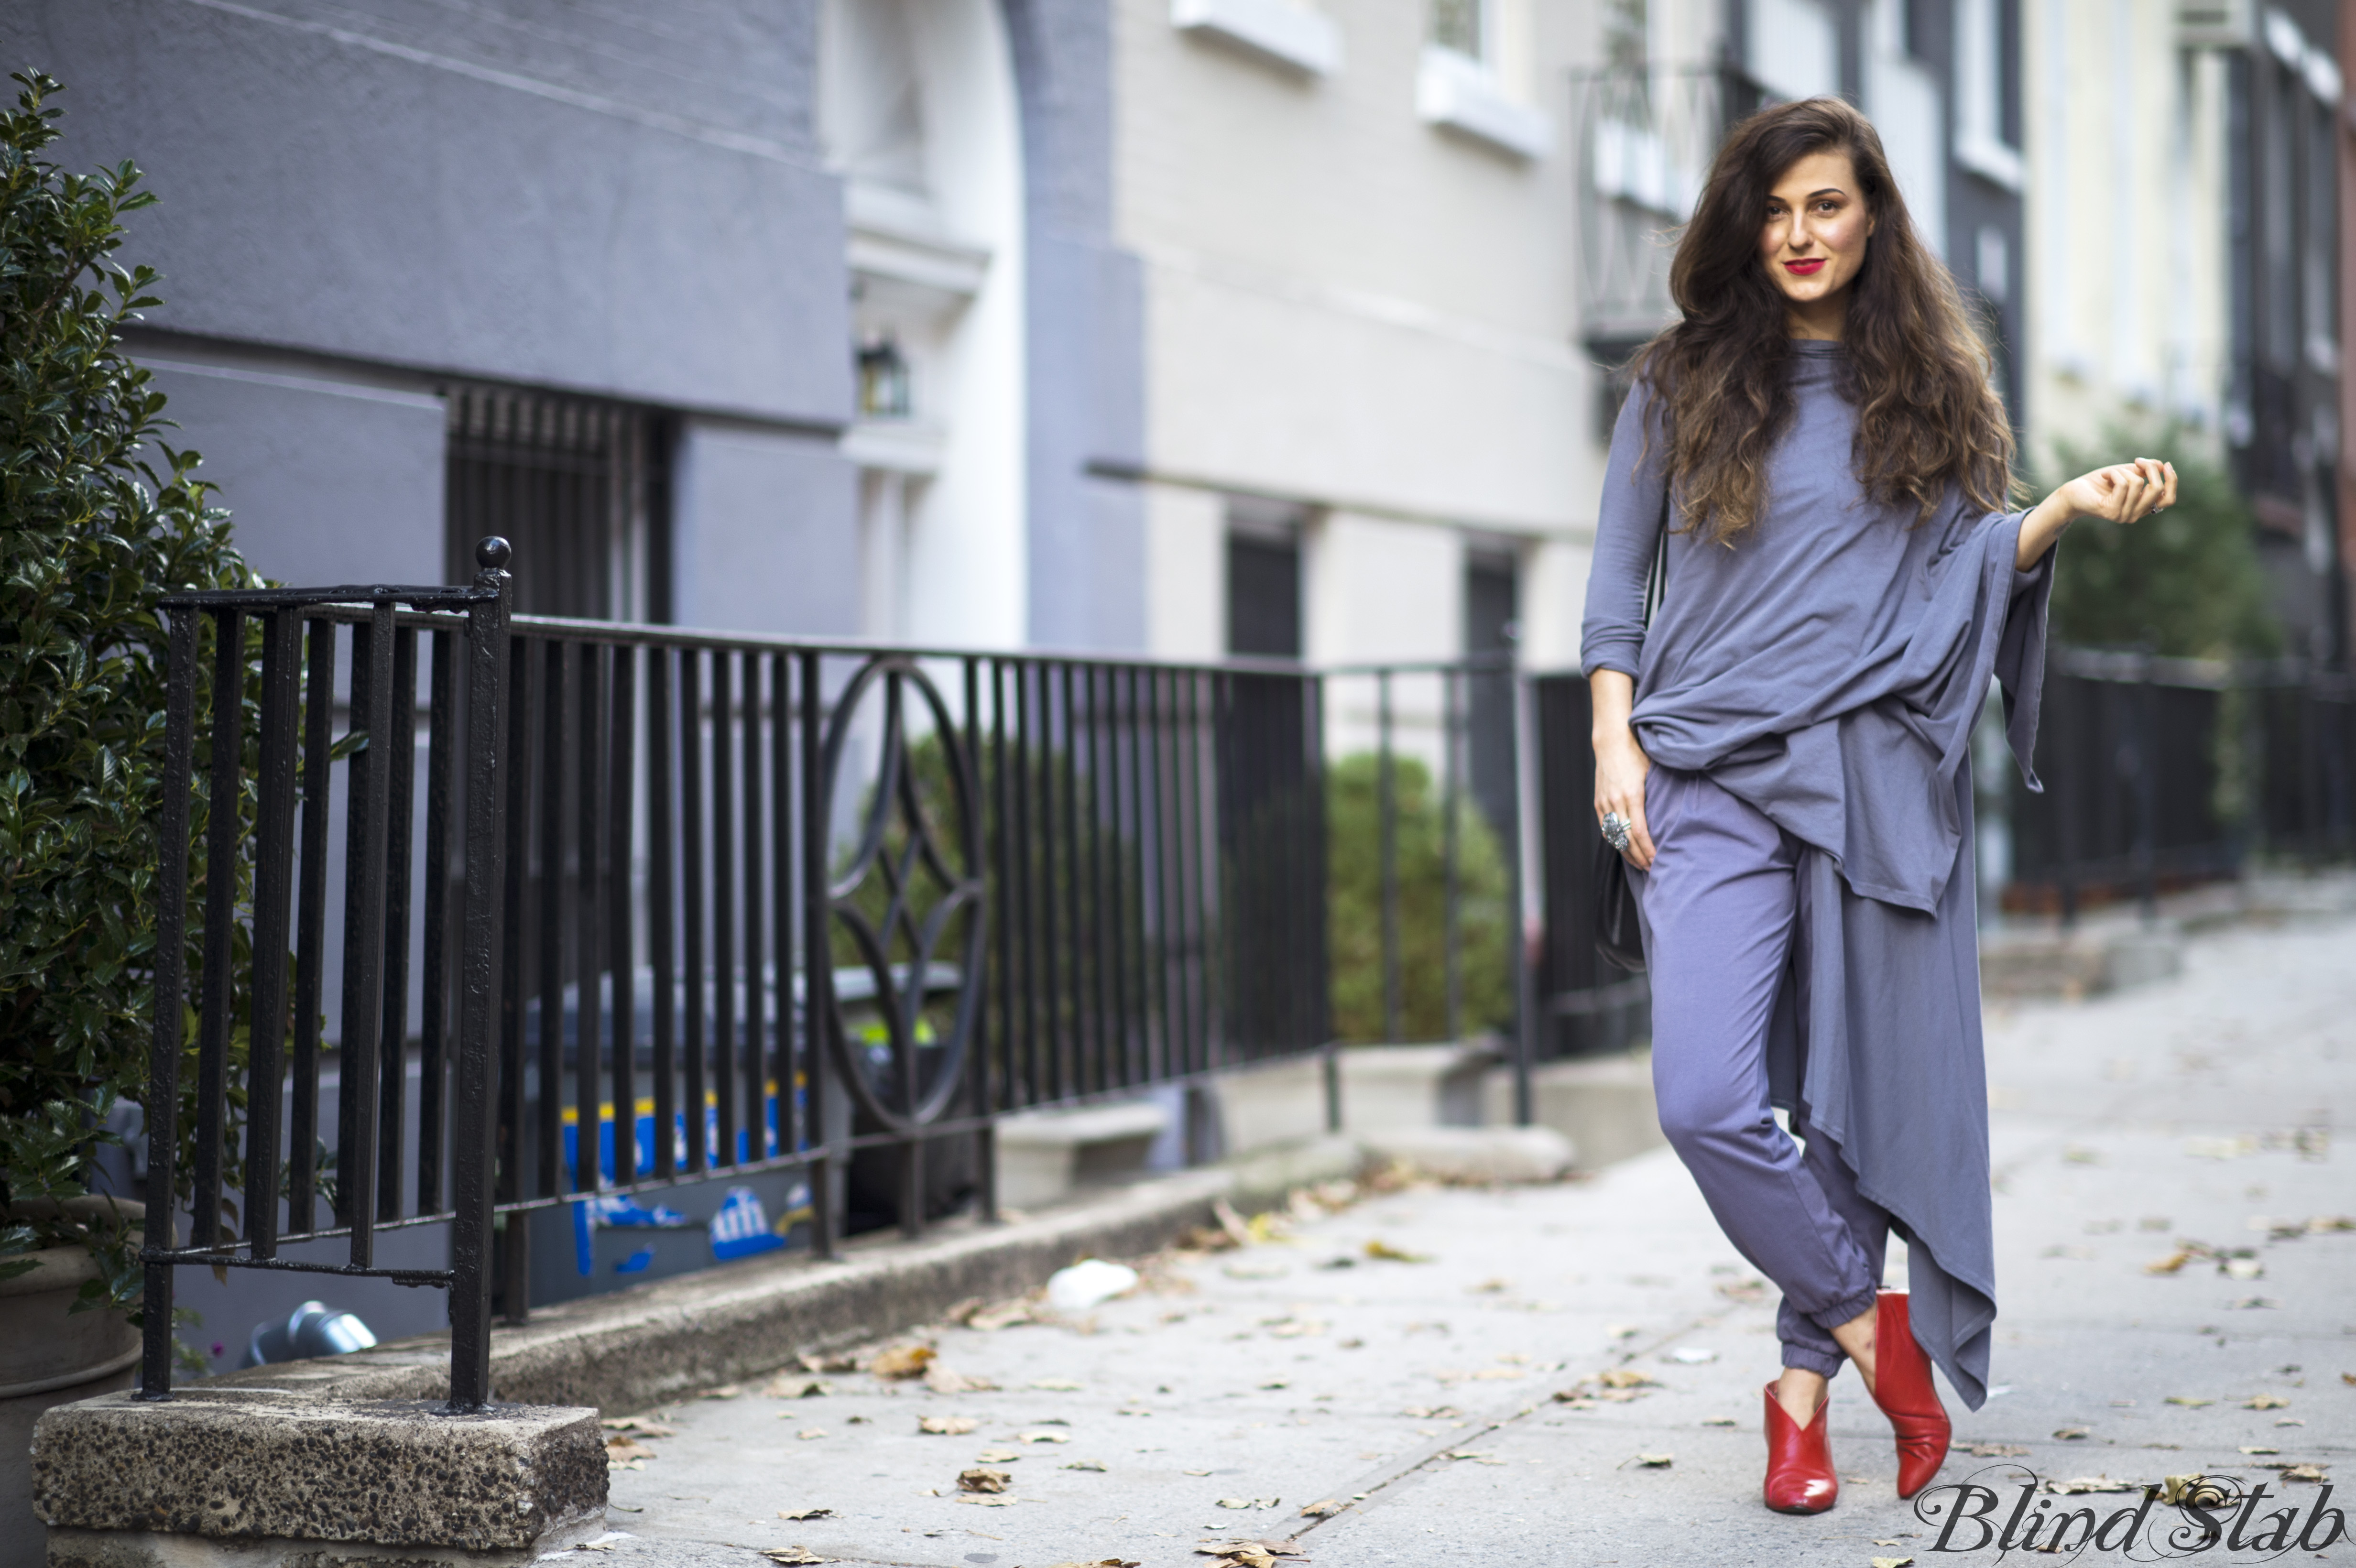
[{"xmin": 446, "ymin": 384, "xmax": 670, "ymax": 622}]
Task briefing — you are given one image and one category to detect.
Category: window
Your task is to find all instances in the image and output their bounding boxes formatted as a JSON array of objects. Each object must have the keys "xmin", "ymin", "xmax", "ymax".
[
  {"xmin": 445, "ymin": 385, "xmax": 669, "ymax": 621},
  {"xmin": 1226, "ymin": 501, "xmax": 1305, "ymax": 658},
  {"xmin": 2302, "ymin": 91, "xmax": 2337, "ymax": 372},
  {"xmin": 1462, "ymin": 543, "xmax": 1520, "ymax": 839},
  {"xmin": 1429, "ymin": 0, "xmax": 1483, "ymax": 58}
]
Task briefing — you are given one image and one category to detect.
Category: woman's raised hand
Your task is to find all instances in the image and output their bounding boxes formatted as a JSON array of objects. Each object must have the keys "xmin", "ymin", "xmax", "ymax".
[
  {"xmin": 2016, "ymin": 457, "xmax": 2178, "ymax": 569},
  {"xmin": 1589, "ymin": 669, "xmax": 1657, "ymax": 871}
]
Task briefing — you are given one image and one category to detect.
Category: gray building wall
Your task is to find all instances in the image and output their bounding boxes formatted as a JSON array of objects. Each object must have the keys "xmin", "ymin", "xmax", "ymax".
[
  {"xmin": 8, "ymin": 0, "xmax": 861, "ymax": 625},
  {"xmin": 1002, "ymin": 0, "xmax": 1148, "ymax": 653}
]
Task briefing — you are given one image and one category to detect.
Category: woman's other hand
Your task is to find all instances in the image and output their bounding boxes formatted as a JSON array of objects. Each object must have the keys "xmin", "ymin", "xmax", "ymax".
[
  {"xmin": 2016, "ymin": 457, "xmax": 2178, "ymax": 568},
  {"xmin": 1590, "ymin": 669, "xmax": 1657, "ymax": 871}
]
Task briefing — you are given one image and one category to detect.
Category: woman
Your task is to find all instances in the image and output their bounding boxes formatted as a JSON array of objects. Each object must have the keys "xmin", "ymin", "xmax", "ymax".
[{"xmin": 1580, "ymin": 97, "xmax": 2173, "ymax": 1515}]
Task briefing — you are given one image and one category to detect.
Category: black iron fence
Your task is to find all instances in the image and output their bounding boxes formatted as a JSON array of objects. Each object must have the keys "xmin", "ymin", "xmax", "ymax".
[
  {"xmin": 140, "ymin": 543, "xmax": 1330, "ymax": 1409},
  {"xmin": 2006, "ymin": 649, "xmax": 2356, "ymax": 920}
]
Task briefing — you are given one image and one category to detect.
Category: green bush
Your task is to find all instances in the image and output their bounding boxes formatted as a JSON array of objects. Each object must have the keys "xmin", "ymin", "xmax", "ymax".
[
  {"xmin": 0, "ymin": 72, "xmax": 258, "ymax": 1315},
  {"xmin": 2043, "ymin": 425, "xmax": 2280, "ymax": 658},
  {"xmin": 1326, "ymin": 751, "xmax": 1510, "ymax": 1044}
]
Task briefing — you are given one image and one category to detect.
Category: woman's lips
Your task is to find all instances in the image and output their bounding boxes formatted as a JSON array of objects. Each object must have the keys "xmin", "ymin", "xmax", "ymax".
[{"xmin": 1783, "ymin": 258, "xmax": 1826, "ymax": 275}]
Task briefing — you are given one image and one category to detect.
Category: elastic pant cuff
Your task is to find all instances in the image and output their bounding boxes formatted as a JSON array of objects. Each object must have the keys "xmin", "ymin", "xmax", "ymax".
[
  {"xmin": 1779, "ymin": 1344, "xmax": 1844, "ymax": 1378},
  {"xmin": 1810, "ymin": 1284, "xmax": 1881, "ymax": 1337}
]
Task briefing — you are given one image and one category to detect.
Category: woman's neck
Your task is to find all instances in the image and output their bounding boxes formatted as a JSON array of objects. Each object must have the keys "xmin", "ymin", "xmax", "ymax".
[{"xmin": 1785, "ymin": 292, "xmax": 1848, "ymax": 342}]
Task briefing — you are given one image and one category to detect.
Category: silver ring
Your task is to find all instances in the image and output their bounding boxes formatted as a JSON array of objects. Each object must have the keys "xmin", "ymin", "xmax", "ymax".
[{"xmin": 1601, "ymin": 812, "xmax": 1632, "ymax": 853}]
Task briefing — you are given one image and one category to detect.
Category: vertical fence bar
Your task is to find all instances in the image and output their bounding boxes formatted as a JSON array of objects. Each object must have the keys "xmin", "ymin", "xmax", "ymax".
[
  {"xmin": 341, "ymin": 603, "xmax": 396, "ymax": 1266},
  {"xmin": 741, "ymin": 651, "xmax": 766, "ymax": 1162},
  {"xmin": 711, "ymin": 652, "xmax": 737, "ymax": 1168},
  {"xmin": 536, "ymin": 640, "xmax": 567, "ymax": 1198},
  {"xmin": 377, "ymin": 626, "xmax": 418, "ymax": 1222},
  {"xmin": 2134, "ymin": 668, "xmax": 2160, "ymax": 925},
  {"xmin": 650, "ymin": 649, "xmax": 678, "ymax": 1181},
  {"xmin": 245, "ymin": 610, "xmax": 301, "ymax": 1259},
  {"xmin": 1376, "ymin": 669, "xmax": 1401, "ymax": 1043},
  {"xmin": 1505, "ymin": 670, "xmax": 1536, "ymax": 1127},
  {"xmin": 984, "ymin": 659, "xmax": 1013, "ymax": 1209},
  {"xmin": 1039, "ymin": 667, "xmax": 1069, "ymax": 1100},
  {"xmin": 1010, "ymin": 663, "xmax": 1040, "ymax": 1109},
  {"xmin": 141, "ymin": 608, "xmax": 199, "ymax": 1399},
  {"xmin": 497, "ymin": 632, "xmax": 535, "ymax": 1322},
  {"xmin": 797, "ymin": 649, "xmax": 836, "ymax": 1259},
  {"xmin": 190, "ymin": 609, "xmax": 244, "ymax": 1255},
  {"xmin": 1442, "ymin": 668, "xmax": 1464, "ymax": 1040},
  {"xmin": 965, "ymin": 656, "xmax": 997, "ymax": 1220},
  {"xmin": 782, "ymin": 654, "xmax": 810, "ymax": 1167},
  {"xmin": 1110, "ymin": 666, "xmax": 1141, "ymax": 1087},
  {"xmin": 681, "ymin": 651, "xmax": 708, "ymax": 1176},
  {"xmin": 449, "ymin": 543, "xmax": 512, "ymax": 1411},
  {"xmin": 1179, "ymin": 672, "xmax": 1214, "ymax": 1075},
  {"xmin": 611, "ymin": 644, "xmax": 638, "ymax": 1189},
  {"xmin": 416, "ymin": 629, "xmax": 457, "ymax": 1215},
  {"xmin": 289, "ymin": 619, "xmax": 335, "ymax": 1236},
  {"xmin": 1081, "ymin": 666, "xmax": 1112, "ymax": 1095},
  {"xmin": 574, "ymin": 644, "xmax": 604, "ymax": 1195}
]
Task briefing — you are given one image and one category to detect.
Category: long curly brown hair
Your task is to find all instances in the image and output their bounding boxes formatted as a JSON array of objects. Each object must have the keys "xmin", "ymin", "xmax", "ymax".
[{"xmin": 1630, "ymin": 97, "xmax": 2014, "ymax": 544}]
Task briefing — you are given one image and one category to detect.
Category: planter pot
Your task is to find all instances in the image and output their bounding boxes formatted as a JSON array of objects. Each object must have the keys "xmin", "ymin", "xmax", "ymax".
[{"xmin": 3, "ymin": 1199, "xmax": 142, "ymax": 1565}]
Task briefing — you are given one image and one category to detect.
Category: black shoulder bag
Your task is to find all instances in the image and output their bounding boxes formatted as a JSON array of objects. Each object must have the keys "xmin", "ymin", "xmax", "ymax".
[{"xmin": 1592, "ymin": 514, "xmax": 1667, "ymax": 975}]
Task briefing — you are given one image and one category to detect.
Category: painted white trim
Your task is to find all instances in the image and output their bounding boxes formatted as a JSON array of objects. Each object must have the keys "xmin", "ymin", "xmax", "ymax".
[
  {"xmin": 1954, "ymin": 129, "xmax": 2026, "ymax": 192},
  {"xmin": 1415, "ymin": 46, "xmax": 1551, "ymax": 161},
  {"xmin": 2261, "ymin": 6, "xmax": 2305, "ymax": 68},
  {"xmin": 842, "ymin": 421, "xmax": 948, "ymax": 476},
  {"xmin": 134, "ymin": 355, "xmax": 446, "ymax": 412},
  {"xmin": 1170, "ymin": 0, "xmax": 1342, "ymax": 76}
]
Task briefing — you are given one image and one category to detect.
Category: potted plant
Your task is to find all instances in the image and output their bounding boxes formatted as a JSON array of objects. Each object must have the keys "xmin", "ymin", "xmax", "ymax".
[{"xmin": 0, "ymin": 67, "xmax": 259, "ymax": 1531}]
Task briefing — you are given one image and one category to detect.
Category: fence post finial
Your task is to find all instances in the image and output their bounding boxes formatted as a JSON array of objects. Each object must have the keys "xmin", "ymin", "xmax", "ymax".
[{"xmin": 476, "ymin": 535, "xmax": 513, "ymax": 577}]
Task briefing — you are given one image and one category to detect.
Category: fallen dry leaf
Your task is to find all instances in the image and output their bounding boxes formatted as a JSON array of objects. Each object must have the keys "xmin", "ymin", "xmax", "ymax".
[
  {"xmin": 2163, "ymin": 1395, "xmax": 2214, "ymax": 1407},
  {"xmin": 1063, "ymin": 1458, "xmax": 1109, "ymax": 1472},
  {"xmin": 1702, "ymin": 1416, "xmax": 1737, "ymax": 1427},
  {"xmin": 2161, "ymin": 1475, "xmax": 2233, "ymax": 1507},
  {"xmin": 1031, "ymin": 1377, "xmax": 1083, "ymax": 1391},
  {"xmin": 2053, "ymin": 1427, "xmax": 2090, "ymax": 1440},
  {"xmin": 2048, "ymin": 1477, "xmax": 2138, "ymax": 1494},
  {"xmin": 1194, "ymin": 1545, "xmax": 1304, "ymax": 1568},
  {"xmin": 968, "ymin": 1301, "xmax": 1034, "ymax": 1332},
  {"xmin": 869, "ymin": 1343, "xmax": 937, "ymax": 1379},
  {"xmin": 1019, "ymin": 1428, "xmax": 1072, "ymax": 1444},
  {"xmin": 700, "ymin": 1383, "xmax": 744, "ymax": 1399},
  {"xmin": 1871, "ymin": 1558, "xmax": 1915, "ymax": 1568},
  {"xmin": 1215, "ymin": 1498, "xmax": 1256, "ymax": 1509},
  {"xmin": 2246, "ymin": 1394, "xmax": 2291, "ymax": 1409},
  {"xmin": 924, "ymin": 1365, "xmax": 999, "ymax": 1395},
  {"xmin": 2144, "ymin": 1244, "xmax": 2208, "ymax": 1275},
  {"xmin": 762, "ymin": 1375, "xmax": 832, "ymax": 1399},
  {"xmin": 1212, "ymin": 1198, "xmax": 1254, "ymax": 1248},
  {"xmin": 1364, "ymin": 1238, "xmax": 1430, "ymax": 1263},
  {"xmin": 1038, "ymin": 1560, "xmax": 1138, "ymax": 1568},
  {"xmin": 2221, "ymin": 1256, "xmax": 2265, "ymax": 1280},
  {"xmin": 762, "ymin": 1550, "xmax": 826, "ymax": 1566},
  {"xmin": 1298, "ymin": 1498, "xmax": 1344, "ymax": 1517},
  {"xmin": 1629, "ymin": 1453, "xmax": 1673, "ymax": 1469},
  {"xmin": 1965, "ymin": 1443, "xmax": 2029, "ymax": 1457},
  {"xmin": 777, "ymin": 1507, "xmax": 834, "ymax": 1521},
  {"xmin": 600, "ymin": 1417, "xmax": 677, "ymax": 1436},
  {"xmin": 796, "ymin": 1428, "xmax": 827, "ymax": 1441},
  {"xmin": 603, "ymin": 1436, "xmax": 657, "ymax": 1462},
  {"xmin": 959, "ymin": 1467, "xmax": 1013, "ymax": 1494},
  {"xmin": 1468, "ymin": 1277, "xmax": 1510, "ymax": 1294},
  {"xmin": 2345, "ymin": 1373, "xmax": 2356, "ymax": 1388},
  {"xmin": 919, "ymin": 1415, "xmax": 980, "ymax": 1436},
  {"xmin": 2280, "ymin": 1464, "xmax": 2329, "ymax": 1483}
]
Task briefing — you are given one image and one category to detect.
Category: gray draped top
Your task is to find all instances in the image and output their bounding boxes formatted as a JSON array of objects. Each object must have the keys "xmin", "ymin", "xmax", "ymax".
[{"xmin": 1580, "ymin": 339, "xmax": 2053, "ymax": 1409}]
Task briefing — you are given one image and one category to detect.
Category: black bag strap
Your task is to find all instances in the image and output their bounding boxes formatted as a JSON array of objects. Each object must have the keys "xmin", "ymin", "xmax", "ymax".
[{"xmin": 1642, "ymin": 490, "xmax": 1669, "ymax": 629}]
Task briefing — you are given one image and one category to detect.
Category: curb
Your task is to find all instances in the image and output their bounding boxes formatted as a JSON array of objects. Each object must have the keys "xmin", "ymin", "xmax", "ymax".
[{"xmin": 192, "ymin": 1136, "xmax": 1364, "ymax": 1416}]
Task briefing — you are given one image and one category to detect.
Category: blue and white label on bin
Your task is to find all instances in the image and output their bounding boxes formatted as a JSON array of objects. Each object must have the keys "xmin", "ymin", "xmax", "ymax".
[
  {"xmin": 573, "ymin": 1192, "xmax": 692, "ymax": 1275},
  {"xmin": 710, "ymin": 1186, "xmax": 788, "ymax": 1261}
]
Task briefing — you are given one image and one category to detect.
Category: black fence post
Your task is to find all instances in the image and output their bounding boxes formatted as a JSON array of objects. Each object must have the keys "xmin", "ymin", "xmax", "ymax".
[
  {"xmin": 447, "ymin": 538, "xmax": 512, "ymax": 1412},
  {"xmin": 1506, "ymin": 669, "xmax": 1535, "ymax": 1128},
  {"xmin": 140, "ymin": 607, "xmax": 200, "ymax": 1400}
]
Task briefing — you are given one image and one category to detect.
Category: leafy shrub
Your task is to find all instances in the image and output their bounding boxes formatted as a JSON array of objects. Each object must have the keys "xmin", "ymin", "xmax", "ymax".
[
  {"xmin": 1326, "ymin": 752, "xmax": 1510, "ymax": 1044},
  {"xmin": 2043, "ymin": 425, "xmax": 2280, "ymax": 658},
  {"xmin": 0, "ymin": 72, "xmax": 258, "ymax": 1313}
]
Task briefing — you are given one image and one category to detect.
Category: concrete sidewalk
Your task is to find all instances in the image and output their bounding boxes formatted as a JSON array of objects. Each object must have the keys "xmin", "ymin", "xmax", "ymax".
[{"xmin": 561, "ymin": 904, "xmax": 2356, "ymax": 1567}]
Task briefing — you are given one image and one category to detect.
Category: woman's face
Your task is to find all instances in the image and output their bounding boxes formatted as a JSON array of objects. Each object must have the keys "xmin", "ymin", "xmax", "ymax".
[{"xmin": 1758, "ymin": 149, "xmax": 1876, "ymax": 317}]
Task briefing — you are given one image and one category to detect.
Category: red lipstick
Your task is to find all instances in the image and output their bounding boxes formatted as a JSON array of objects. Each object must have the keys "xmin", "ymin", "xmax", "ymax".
[{"xmin": 1783, "ymin": 258, "xmax": 1826, "ymax": 275}]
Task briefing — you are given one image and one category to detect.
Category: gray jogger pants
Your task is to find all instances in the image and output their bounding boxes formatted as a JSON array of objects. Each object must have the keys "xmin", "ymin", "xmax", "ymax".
[{"xmin": 1633, "ymin": 764, "xmax": 1886, "ymax": 1377}]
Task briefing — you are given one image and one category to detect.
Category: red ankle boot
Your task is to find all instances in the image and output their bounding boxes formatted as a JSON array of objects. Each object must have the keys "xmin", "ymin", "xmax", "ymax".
[
  {"xmin": 1762, "ymin": 1381, "xmax": 1838, "ymax": 1514},
  {"xmin": 1867, "ymin": 1288, "xmax": 1951, "ymax": 1498}
]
